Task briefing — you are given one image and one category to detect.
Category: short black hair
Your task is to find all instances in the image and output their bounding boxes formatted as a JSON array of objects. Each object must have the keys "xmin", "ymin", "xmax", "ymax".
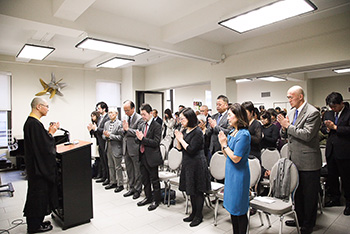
[
  {"xmin": 96, "ymin": 101, "xmax": 108, "ymax": 112},
  {"xmin": 260, "ymin": 111, "xmax": 271, "ymax": 123},
  {"xmin": 153, "ymin": 109, "xmax": 158, "ymax": 114},
  {"xmin": 229, "ymin": 103, "xmax": 249, "ymax": 129},
  {"xmin": 241, "ymin": 101, "xmax": 254, "ymax": 113},
  {"xmin": 179, "ymin": 105, "xmax": 185, "ymax": 108},
  {"xmin": 325, "ymin": 92, "xmax": 343, "ymax": 106},
  {"xmin": 217, "ymin": 95, "xmax": 229, "ymax": 104},
  {"xmin": 123, "ymin": 100, "xmax": 135, "ymax": 109},
  {"xmin": 140, "ymin": 103, "xmax": 152, "ymax": 114},
  {"xmin": 267, "ymin": 108, "xmax": 277, "ymax": 118},
  {"xmin": 181, "ymin": 107, "xmax": 198, "ymax": 128}
]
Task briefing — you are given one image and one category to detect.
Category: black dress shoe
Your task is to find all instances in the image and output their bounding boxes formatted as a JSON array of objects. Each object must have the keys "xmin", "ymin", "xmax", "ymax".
[
  {"xmin": 148, "ymin": 201, "xmax": 159, "ymax": 211},
  {"xmin": 133, "ymin": 191, "xmax": 140, "ymax": 199},
  {"xmin": 96, "ymin": 178, "xmax": 106, "ymax": 183},
  {"xmin": 183, "ymin": 214, "xmax": 195, "ymax": 222},
  {"xmin": 28, "ymin": 224, "xmax": 53, "ymax": 233},
  {"xmin": 41, "ymin": 221, "xmax": 51, "ymax": 227},
  {"xmin": 189, "ymin": 217, "xmax": 202, "ymax": 227},
  {"xmin": 325, "ymin": 199, "xmax": 341, "ymax": 207},
  {"xmin": 102, "ymin": 179, "xmax": 110, "ymax": 186},
  {"xmin": 137, "ymin": 198, "xmax": 152, "ymax": 206},
  {"xmin": 105, "ymin": 184, "xmax": 118, "ymax": 190},
  {"xmin": 114, "ymin": 186, "xmax": 124, "ymax": 193},
  {"xmin": 123, "ymin": 190, "xmax": 134, "ymax": 197},
  {"xmin": 285, "ymin": 220, "xmax": 296, "ymax": 227},
  {"xmin": 300, "ymin": 226, "xmax": 313, "ymax": 234},
  {"xmin": 344, "ymin": 206, "xmax": 350, "ymax": 216}
]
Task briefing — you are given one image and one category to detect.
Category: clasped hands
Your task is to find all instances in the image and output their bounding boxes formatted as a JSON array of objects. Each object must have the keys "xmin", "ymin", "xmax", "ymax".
[
  {"xmin": 324, "ymin": 120, "xmax": 337, "ymax": 131},
  {"xmin": 174, "ymin": 130, "xmax": 183, "ymax": 141},
  {"xmin": 135, "ymin": 130, "xmax": 144, "ymax": 140},
  {"xmin": 277, "ymin": 114, "xmax": 290, "ymax": 129},
  {"xmin": 208, "ymin": 117, "xmax": 217, "ymax": 128},
  {"xmin": 49, "ymin": 122, "xmax": 60, "ymax": 135}
]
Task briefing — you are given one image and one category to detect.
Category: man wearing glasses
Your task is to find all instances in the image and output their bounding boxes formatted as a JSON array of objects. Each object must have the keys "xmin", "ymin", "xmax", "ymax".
[{"xmin": 23, "ymin": 97, "xmax": 59, "ymax": 233}]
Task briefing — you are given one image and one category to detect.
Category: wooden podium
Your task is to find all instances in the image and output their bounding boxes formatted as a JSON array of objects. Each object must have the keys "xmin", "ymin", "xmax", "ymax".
[{"xmin": 52, "ymin": 140, "xmax": 93, "ymax": 230}]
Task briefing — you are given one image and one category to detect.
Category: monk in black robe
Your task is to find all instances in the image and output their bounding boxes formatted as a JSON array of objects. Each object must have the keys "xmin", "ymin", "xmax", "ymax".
[{"xmin": 23, "ymin": 97, "xmax": 59, "ymax": 233}]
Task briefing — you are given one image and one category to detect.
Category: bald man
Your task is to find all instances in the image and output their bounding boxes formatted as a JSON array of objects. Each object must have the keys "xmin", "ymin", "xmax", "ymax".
[
  {"xmin": 23, "ymin": 97, "xmax": 59, "ymax": 233},
  {"xmin": 278, "ymin": 86, "xmax": 322, "ymax": 234}
]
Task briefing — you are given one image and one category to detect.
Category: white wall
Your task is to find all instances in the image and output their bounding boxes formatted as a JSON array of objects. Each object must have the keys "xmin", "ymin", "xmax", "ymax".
[
  {"xmin": 174, "ymin": 83, "xmax": 210, "ymax": 112},
  {"xmin": 0, "ymin": 58, "xmax": 122, "ymax": 141}
]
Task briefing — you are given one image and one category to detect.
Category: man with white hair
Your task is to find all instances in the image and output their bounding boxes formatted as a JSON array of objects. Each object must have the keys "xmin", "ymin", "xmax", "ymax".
[
  {"xmin": 103, "ymin": 107, "xmax": 124, "ymax": 192},
  {"xmin": 278, "ymin": 85, "xmax": 322, "ymax": 234},
  {"xmin": 23, "ymin": 97, "xmax": 59, "ymax": 233}
]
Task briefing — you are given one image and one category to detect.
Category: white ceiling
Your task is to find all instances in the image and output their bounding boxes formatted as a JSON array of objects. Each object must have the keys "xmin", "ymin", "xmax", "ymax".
[{"xmin": 0, "ymin": 0, "xmax": 349, "ymax": 78}]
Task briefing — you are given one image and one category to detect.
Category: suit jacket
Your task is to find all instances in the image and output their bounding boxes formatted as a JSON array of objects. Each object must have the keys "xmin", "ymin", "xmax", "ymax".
[
  {"xmin": 154, "ymin": 116, "xmax": 163, "ymax": 126},
  {"xmin": 95, "ymin": 114, "xmax": 110, "ymax": 149},
  {"xmin": 281, "ymin": 103, "xmax": 322, "ymax": 171},
  {"xmin": 321, "ymin": 105, "xmax": 350, "ymax": 160},
  {"xmin": 123, "ymin": 113, "xmax": 144, "ymax": 156},
  {"xmin": 206, "ymin": 111, "xmax": 232, "ymax": 154},
  {"xmin": 137, "ymin": 120, "xmax": 163, "ymax": 167},
  {"xmin": 103, "ymin": 119, "xmax": 124, "ymax": 157}
]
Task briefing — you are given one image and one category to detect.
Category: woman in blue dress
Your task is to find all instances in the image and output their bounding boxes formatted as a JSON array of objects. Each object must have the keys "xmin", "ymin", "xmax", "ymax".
[{"xmin": 218, "ymin": 103, "xmax": 251, "ymax": 234}]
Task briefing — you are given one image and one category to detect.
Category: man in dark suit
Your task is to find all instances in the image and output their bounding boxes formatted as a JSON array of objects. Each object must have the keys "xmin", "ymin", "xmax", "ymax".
[
  {"xmin": 94, "ymin": 102, "xmax": 110, "ymax": 185},
  {"xmin": 206, "ymin": 95, "xmax": 232, "ymax": 157},
  {"xmin": 278, "ymin": 85, "xmax": 322, "ymax": 234},
  {"xmin": 122, "ymin": 100, "xmax": 144, "ymax": 199},
  {"xmin": 152, "ymin": 109, "xmax": 163, "ymax": 126},
  {"xmin": 321, "ymin": 92, "xmax": 350, "ymax": 215},
  {"xmin": 136, "ymin": 104, "xmax": 163, "ymax": 211}
]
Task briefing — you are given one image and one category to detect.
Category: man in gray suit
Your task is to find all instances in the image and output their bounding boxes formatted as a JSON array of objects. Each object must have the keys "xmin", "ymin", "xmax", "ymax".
[
  {"xmin": 206, "ymin": 95, "xmax": 232, "ymax": 158},
  {"xmin": 278, "ymin": 85, "xmax": 322, "ymax": 234},
  {"xmin": 103, "ymin": 108, "xmax": 124, "ymax": 193},
  {"xmin": 122, "ymin": 100, "xmax": 144, "ymax": 199}
]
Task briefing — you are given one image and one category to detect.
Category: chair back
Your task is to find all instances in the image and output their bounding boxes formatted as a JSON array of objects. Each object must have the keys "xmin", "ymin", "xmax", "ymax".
[
  {"xmin": 320, "ymin": 146, "xmax": 326, "ymax": 165},
  {"xmin": 168, "ymin": 148, "xmax": 182, "ymax": 170},
  {"xmin": 248, "ymin": 158, "xmax": 261, "ymax": 189},
  {"xmin": 160, "ymin": 144, "xmax": 167, "ymax": 161},
  {"xmin": 209, "ymin": 151, "xmax": 226, "ymax": 180},
  {"xmin": 280, "ymin": 143, "xmax": 289, "ymax": 159},
  {"xmin": 261, "ymin": 148, "xmax": 280, "ymax": 171},
  {"xmin": 269, "ymin": 158, "xmax": 299, "ymax": 200}
]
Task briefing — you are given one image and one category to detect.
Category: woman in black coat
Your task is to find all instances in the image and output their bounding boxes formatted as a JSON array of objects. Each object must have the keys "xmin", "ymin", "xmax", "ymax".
[{"xmin": 175, "ymin": 108, "xmax": 211, "ymax": 227}]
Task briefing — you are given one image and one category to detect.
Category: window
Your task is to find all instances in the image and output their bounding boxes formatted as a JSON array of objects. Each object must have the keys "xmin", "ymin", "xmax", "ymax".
[
  {"xmin": 96, "ymin": 80, "xmax": 121, "ymax": 118},
  {"xmin": 205, "ymin": 90, "xmax": 212, "ymax": 110},
  {"xmin": 0, "ymin": 72, "xmax": 11, "ymax": 148}
]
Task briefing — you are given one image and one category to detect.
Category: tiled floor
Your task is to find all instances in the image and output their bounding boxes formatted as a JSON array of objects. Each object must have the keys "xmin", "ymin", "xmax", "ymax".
[{"xmin": 0, "ymin": 170, "xmax": 349, "ymax": 234}]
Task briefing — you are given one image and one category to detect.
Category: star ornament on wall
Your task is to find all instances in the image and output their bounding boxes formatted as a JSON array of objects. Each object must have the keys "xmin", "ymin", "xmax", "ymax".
[{"xmin": 36, "ymin": 73, "xmax": 67, "ymax": 99}]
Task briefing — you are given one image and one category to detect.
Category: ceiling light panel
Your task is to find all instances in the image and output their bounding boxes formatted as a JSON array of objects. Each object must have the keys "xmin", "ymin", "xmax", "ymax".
[
  {"xmin": 219, "ymin": 0, "xmax": 317, "ymax": 33},
  {"xmin": 333, "ymin": 67, "xmax": 350, "ymax": 74},
  {"xmin": 16, "ymin": 44, "xmax": 55, "ymax": 60},
  {"xmin": 97, "ymin": 57, "xmax": 134, "ymax": 68},
  {"xmin": 258, "ymin": 76, "xmax": 286, "ymax": 82},
  {"xmin": 236, "ymin": 78, "xmax": 253, "ymax": 83},
  {"xmin": 76, "ymin": 37, "xmax": 149, "ymax": 56}
]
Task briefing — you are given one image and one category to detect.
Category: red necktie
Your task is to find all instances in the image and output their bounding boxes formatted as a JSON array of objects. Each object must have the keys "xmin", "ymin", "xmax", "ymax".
[{"xmin": 140, "ymin": 123, "xmax": 148, "ymax": 153}]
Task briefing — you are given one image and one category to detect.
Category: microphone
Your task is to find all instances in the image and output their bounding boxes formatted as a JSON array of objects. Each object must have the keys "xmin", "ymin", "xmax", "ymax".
[{"xmin": 58, "ymin": 127, "xmax": 69, "ymax": 132}]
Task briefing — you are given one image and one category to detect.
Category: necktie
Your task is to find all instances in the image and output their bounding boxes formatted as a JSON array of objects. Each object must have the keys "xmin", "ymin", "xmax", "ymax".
[
  {"xmin": 292, "ymin": 109, "xmax": 298, "ymax": 125},
  {"xmin": 335, "ymin": 112, "xmax": 339, "ymax": 125},
  {"xmin": 140, "ymin": 123, "xmax": 148, "ymax": 153},
  {"xmin": 128, "ymin": 116, "xmax": 131, "ymax": 126},
  {"xmin": 217, "ymin": 114, "xmax": 222, "ymax": 124}
]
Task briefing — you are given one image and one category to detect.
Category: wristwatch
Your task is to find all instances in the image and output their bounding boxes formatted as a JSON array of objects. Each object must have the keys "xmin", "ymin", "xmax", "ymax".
[{"xmin": 223, "ymin": 145, "xmax": 228, "ymax": 150}]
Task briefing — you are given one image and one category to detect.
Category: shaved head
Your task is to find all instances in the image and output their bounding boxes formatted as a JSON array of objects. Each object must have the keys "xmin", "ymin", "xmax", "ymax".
[
  {"xmin": 287, "ymin": 85, "xmax": 305, "ymax": 109},
  {"xmin": 288, "ymin": 85, "xmax": 304, "ymax": 98},
  {"xmin": 31, "ymin": 97, "xmax": 47, "ymax": 109}
]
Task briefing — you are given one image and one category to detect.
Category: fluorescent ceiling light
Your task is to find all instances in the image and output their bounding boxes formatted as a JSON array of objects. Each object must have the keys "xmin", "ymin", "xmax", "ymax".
[
  {"xmin": 16, "ymin": 44, "xmax": 55, "ymax": 60},
  {"xmin": 76, "ymin": 37, "xmax": 149, "ymax": 56},
  {"xmin": 333, "ymin": 67, "xmax": 350, "ymax": 74},
  {"xmin": 219, "ymin": 0, "xmax": 317, "ymax": 33},
  {"xmin": 236, "ymin": 78, "xmax": 253, "ymax": 83},
  {"xmin": 258, "ymin": 76, "xmax": 286, "ymax": 82},
  {"xmin": 97, "ymin": 57, "xmax": 134, "ymax": 68}
]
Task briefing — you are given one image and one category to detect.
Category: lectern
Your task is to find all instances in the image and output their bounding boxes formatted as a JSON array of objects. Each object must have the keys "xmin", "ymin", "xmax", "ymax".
[{"xmin": 52, "ymin": 140, "xmax": 93, "ymax": 230}]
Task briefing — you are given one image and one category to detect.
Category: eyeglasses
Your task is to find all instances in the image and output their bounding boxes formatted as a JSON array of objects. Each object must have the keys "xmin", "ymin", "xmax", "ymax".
[{"xmin": 40, "ymin": 104, "xmax": 49, "ymax": 108}]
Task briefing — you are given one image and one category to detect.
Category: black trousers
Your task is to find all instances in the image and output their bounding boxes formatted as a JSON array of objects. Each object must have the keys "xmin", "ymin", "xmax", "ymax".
[
  {"xmin": 98, "ymin": 143, "xmax": 109, "ymax": 180},
  {"xmin": 295, "ymin": 170, "xmax": 320, "ymax": 229},
  {"xmin": 26, "ymin": 216, "xmax": 44, "ymax": 231},
  {"xmin": 230, "ymin": 214, "xmax": 248, "ymax": 234},
  {"xmin": 327, "ymin": 155, "xmax": 350, "ymax": 202},
  {"xmin": 189, "ymin": 192, "xmax": 204, "ymax": 219},
  {"xmin": 140, "ymin": 154, "xmax": 161, "ymax": 202}
]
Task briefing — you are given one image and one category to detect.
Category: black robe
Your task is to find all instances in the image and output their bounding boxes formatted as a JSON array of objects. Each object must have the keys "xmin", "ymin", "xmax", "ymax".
[{"xmin": 23, "ymin": 116, "xmax": 58, "ymax": 217}]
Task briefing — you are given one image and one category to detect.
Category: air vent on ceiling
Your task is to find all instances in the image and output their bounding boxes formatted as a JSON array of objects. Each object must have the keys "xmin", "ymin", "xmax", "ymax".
[{"xmin": 261, "ymin": 92, "xmax": 271, "ymax": 98}]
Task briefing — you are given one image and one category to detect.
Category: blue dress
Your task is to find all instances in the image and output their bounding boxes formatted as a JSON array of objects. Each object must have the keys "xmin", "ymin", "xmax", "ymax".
[{"xmin": 223, "ymin": 129, "xmax": 251, "ymax": 216}]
